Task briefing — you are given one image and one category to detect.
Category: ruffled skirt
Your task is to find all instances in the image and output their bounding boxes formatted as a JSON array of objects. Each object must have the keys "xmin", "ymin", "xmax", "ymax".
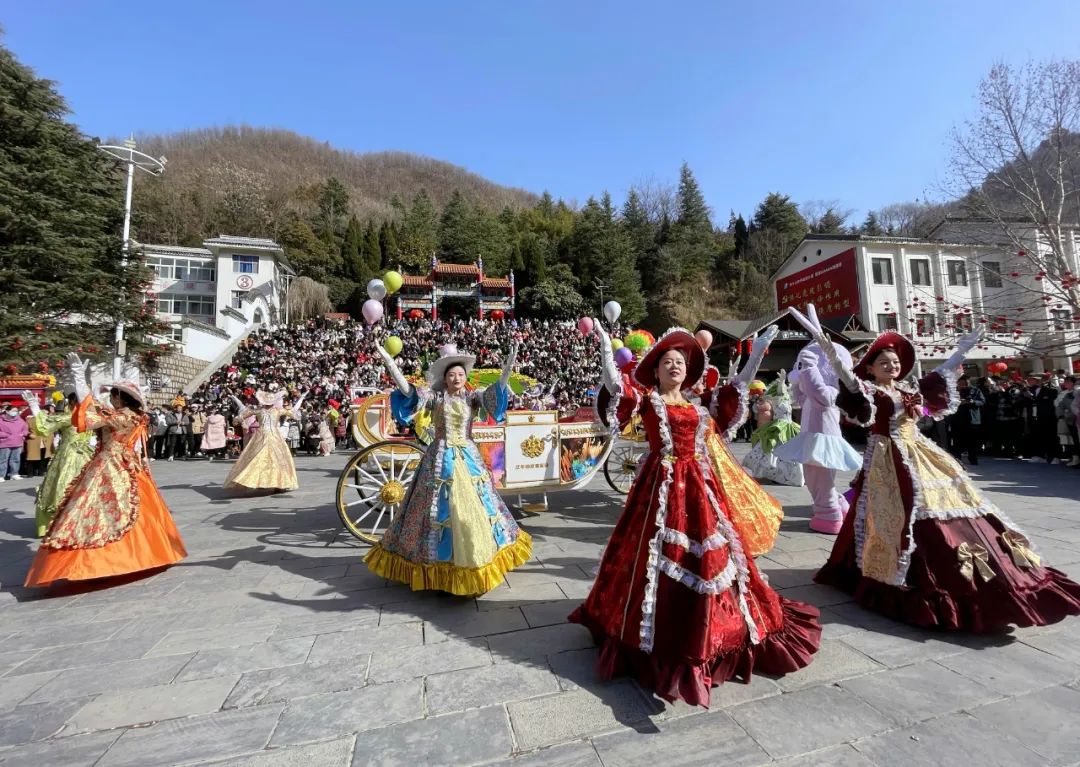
[{"xmin": 224, "ymin": 429, "xmax": 298, "ymax": 491}]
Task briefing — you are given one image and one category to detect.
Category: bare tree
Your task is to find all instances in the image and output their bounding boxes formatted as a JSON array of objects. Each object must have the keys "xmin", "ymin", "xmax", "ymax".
[
  {"xmin": 287, "ymin": 276, "xmax": 333, "ymax": 323},
  {"xmin": 801, "ymin": 199, "xmax": 854, "ymax": 232},
  {"xmin": 630, "ymin": 175, "xmax": 678, "ymax": 224},
  {"xmin": 946, "ymin": 59, "xmax": 1080, "ymax": 357},
  {"xmin": 873, "ymin": 200, "xmax": 950, "ymax": 237}
]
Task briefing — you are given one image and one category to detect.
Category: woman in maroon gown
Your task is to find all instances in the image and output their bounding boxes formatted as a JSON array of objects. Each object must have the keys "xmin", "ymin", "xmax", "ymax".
[
  {"xmin": 570, "ymin": 324, "xmax": 821, "ymax": 707},
  {"xmin": 790, "ymin": 305, "xmax": 1080, "ymax": 632}
]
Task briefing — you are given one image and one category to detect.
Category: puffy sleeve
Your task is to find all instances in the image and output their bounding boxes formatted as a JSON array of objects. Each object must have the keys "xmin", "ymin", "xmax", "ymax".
[
  {"xmin": 475, "ymin": 382, "xmax": 510, "ymax": 424},
  {"xmin": 30, "ymin": 412, "xmax": 66, "ymax": 439},
  {"xmin": 710, "ymin": 381, "xmax": 749, "ymax": 440},
  {"xmin": 595, "ymin": 375, "xmax": 644, "ymax": 433},
  {"xmin": 71, "ymin": 395, "xmax": 114, "ymax": 433},
  {"xmin": 389, "ymin": 385, "xmax": 433, "ymax": 427},
  {"xmin": 919, "ymin": 368, "xmax": 961, "ymax": 418},
  {"xmin": 836, "ymin": 381, "xmax": 877, "ymax": 428}
]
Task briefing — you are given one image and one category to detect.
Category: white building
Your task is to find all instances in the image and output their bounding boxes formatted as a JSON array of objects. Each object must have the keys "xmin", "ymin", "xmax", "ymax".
[
  {"xmin": 139, "ymin": 235, "xmax": 294, "ymax": 363},
  {"xmin": 771, "ymin": 223, "xmax": 1080, "ymax": 373}
]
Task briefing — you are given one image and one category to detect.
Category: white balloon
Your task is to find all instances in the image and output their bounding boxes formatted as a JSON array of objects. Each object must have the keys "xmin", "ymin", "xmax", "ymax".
[
  {"xmin": 603, "ymin": 300, "xmax": 622, "ymax": 324},
  {"xmin": 367, "ymin": 278, "xmax": 387, "ymax": 301}
]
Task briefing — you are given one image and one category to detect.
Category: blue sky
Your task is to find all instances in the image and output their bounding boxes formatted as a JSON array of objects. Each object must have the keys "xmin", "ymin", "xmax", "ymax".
[{"xmin": 4, "ymin": 1, "xmax": 1079, "ymax": 222}]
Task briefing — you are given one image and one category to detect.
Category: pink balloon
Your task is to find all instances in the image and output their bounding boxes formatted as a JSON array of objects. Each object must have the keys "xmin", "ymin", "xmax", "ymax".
[
  {"xmin": 578, "ymin": 317, "xmax": 594, "ymax": 335},
  {"xmin": 695, "ymin": 330, "xmax": 714, "ymax": 351},
  {"xmin": 362, "ymin": 299, "xmax": 384, "ymax": 325},
  {"xmin": 614, "ymin": 347, "xmax": 634, "ymax": 368}
]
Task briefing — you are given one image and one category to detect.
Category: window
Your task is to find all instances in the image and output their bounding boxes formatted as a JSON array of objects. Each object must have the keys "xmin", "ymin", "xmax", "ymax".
[
  {"xmin": 915, "ymin": 313, "xmax": 935, "ymax": 336},
  {"xmin": 233, "ymin": 255, "xmax": 259, "ymax": 274},
  {"xmin": 954, "ymin": 313, "xmax": 974, "ymax": 332},
  {"xmin": 185, "ymin": 296, "xmax": 216, "ymax": 317},
  {"xmin": 909, "ymin": 259, "xmax": 931, "ymax": 286},
  {"xmin": 155, "ymin": 293, "xmax": 178, "ymax": 314},
  {"xmin": 1052, "ymin": 309, "xmax": 1074, "ymax": 331},
  {"xmin": 871, "ymin": 258, "xmax": 894, "ymax": 285},
  {"xmin": 166, "ymin": 325, "xmax": 183, "ymax": 342},
  {"xmin": 982, "ymin": 261, "xmax": 1003, "ymax": 288},
  {"xmin": 231, "ymin": 290, "xmax": 245, "ymax": 309},
  {"xmin": 946, "ymin": 261, "xmax": 967, "ymax": 286},
  {"xmin": 144, "ymin": 257, "xmax": 215, "ymax": 282},
  {"xmin": 876, "ymin": 313, "xmax": 898, "ymax": 332}
]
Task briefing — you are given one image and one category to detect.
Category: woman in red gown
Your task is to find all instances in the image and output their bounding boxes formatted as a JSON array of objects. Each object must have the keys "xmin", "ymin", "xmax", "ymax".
[
  {"xmin": 570, "ymin": 324, "xmax": 821, "ymax": 707},
  {"xmin": 790, "ymin": 305, "xmax": 1080, "ymax": 631}
]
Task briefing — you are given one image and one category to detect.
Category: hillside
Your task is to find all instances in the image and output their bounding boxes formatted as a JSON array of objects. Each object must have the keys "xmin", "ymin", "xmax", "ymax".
[{"xmin": 129, "ymin": 126, "xmax": 538, "ymax": 245}]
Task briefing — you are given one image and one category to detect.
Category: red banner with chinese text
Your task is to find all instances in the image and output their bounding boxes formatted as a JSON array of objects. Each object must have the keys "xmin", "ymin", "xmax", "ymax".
[{"xmin": 775, "ymin": 248, "xmax": 860, "ymax": 320}]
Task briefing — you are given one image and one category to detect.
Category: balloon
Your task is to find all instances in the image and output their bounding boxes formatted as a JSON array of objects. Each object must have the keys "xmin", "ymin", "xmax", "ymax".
[
  {"xmin": 383, "ymin": 336, "xmax": 403, "ymax": 357},
  {"xmin": 362, "ymin": 299, "xmax": 384, "ymax": 325},
  {"xmin": 578, "ymin": 317, "xmax": 594, "ymax": 335},
  {"xmin": 603, "ymin": 300, "xmax": 622, "ymax": 324},
  {"xmin": 615, "ymin": 347, "xmax": 634, "ymax": 368},
  {"xmin": 382, "ymin": 271, "xmax": 403, "ymax": 294},
  {"xmin": 623, "ymin": 331, "xmax": 650, "ymax": 355},
  {"xmin": 610, "ymin": 339, "xmax": 624, "ymax": 351},
  {"xmin": 367, "ymin": 279, "xmax": 387, "ymax": 301},
  {"xmin": 695, "ymin": 330, "xmax": 713, "ymax": 351}
]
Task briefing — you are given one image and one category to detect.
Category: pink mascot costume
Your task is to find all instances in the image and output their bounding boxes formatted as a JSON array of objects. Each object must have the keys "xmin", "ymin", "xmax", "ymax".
[{"xmin": 774, "ymin": 306, "xmax": 862, "ymax": 534}]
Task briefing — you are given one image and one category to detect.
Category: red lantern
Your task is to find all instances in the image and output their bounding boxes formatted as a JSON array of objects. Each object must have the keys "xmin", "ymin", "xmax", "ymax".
[
  {"xmin": 490, "ymin": 309, "xmax": 505, "ymax": 321},
  {"xmin": 988, "ymin": 361, "xmax": 1008, "ymax": 375},
  {"xmin": 745, "ymin": 339, "xmax": 753, "ymax": 355}
]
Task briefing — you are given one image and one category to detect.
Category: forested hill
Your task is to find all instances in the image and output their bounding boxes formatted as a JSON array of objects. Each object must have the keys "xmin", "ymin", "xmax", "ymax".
[{"xmin": 129, "ymin": 126, "xmax": 538, "ymax": 246}]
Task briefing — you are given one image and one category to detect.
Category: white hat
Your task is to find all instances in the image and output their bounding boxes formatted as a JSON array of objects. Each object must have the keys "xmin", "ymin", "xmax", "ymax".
[{"xmin": 426, "ymin": 344, "xmax": 476, "ymax": 392}]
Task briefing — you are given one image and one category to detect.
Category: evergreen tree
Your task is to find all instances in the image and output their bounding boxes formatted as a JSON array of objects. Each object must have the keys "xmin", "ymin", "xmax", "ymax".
[
  {"xmin": 0, "ymin": 41, "xmax": 167, "ymax": 372},
  {"xmin": 861, "ymin": 211, "xmax": 883, "ymax": 235},
  {"xmin": 814, "ymin": 207, "xmax": 847, "ymax": 234},
  {"xmin": 397, "ymin": 190, "xmax": 438, "ymax": 268},
  {"xmin": 733, "ymin": 214, "xmax": 749, "ymax": 258},
  {"xmin": 340, "ymin": 215, "xmax": 364, "ymax": 281},
  {"xmin": 567, "ymin": 197, "xmax": 646, "ymax": 323},
  {"xmin": 437, "ymin": 190, "xmax": 473, "ymax": 263},
  {"xmin": 317, "ymin": 177, "xmax": 350, "ymax": 242},
  {"xmin": 675, "ymin": 162, "xmax": 711, "ymax": 234},
  {"xmin": 751, "ymin": 193, "xmax": 806, "ymax": 237},
  {"xmin": 362, "ymin": 221, "xmax": 382, "ymax": 275},
  {"xmin": 379, "ymin": 221, "xmax": 400, "ymax": 268},
  {"xmin": 622, "ymin": 189, "xmax": 658, "ymax": 294}
]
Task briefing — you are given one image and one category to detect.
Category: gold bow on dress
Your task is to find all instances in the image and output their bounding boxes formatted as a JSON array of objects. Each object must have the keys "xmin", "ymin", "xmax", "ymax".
[
  {"xmin": 957, "ymin": 542, "xmax": 995, "ymax": 583},
  {"xmin": 1000, "ymin": 531, "xmax": 1041, "ymax": 569}
]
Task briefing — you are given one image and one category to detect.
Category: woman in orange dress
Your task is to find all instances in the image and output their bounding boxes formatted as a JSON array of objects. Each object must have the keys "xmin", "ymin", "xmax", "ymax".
[{"xmin": 25, "ymin": 355, "xmax": 187, "ymax": 588}]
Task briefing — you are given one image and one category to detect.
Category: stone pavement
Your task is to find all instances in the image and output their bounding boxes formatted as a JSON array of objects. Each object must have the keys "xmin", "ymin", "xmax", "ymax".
[{"xmin": 0, "ymin": 446, "xmax": 1078, "ymax": 766}]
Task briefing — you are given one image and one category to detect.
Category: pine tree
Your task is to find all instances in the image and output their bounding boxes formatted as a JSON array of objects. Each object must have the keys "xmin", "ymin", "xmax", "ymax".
[
  {"xmin": 317, "ymin": 177, "xmax": 350, "ymax": 242},
  {"xmin": 340, "ymin": 216, "xmax": 364, "ymax": 281},
  {"xmin": 397, "ymin": 190, "xmax": 438, "ymax": 268},
  {"xmin": 751, "ymin": 193, "xmax": 806, "ymax": 237},
  {"xmin": 437, "ymin": 190, "xmax": 472, "ymax": 263},
  {"xmin": 0, "ymin": 41, "xmax": 168, "ymax": 373},
  {"xmin": 733, "ymin": 214, "xmax": 749, "ymax": 258},
  {"xmin": 815, "ymin": 207, "xmax": 846, "ymax": 234},
  {"xmin": 675, "ymin": 162, "xmax": 711, "ymax": 234},
  {"xmin": 861, "ymin": 211, "xmax": 883, "ymax": 235},
  {"xmin": 568, "ymin": 198, "xmax": 646, "ymax": 323},
  {"xmin": 362, "ymin": 221, "xmax": 382, "ymax": 275},
  {"xmin": 379, "ymin": 221, "xmax": 399, "ymax": 268}
]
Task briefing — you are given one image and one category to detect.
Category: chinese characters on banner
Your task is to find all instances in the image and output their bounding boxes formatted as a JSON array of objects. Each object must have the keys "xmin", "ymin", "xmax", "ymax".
[{"xmin": 775, "ymin": 247, "xmax": 861, "ymax": 320}]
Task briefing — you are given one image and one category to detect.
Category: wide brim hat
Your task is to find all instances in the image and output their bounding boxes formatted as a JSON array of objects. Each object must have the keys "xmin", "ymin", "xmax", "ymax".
[
  {"xmin": 100, "ymin": 380, "xmax": 145, "ymax": 408},
  {"xmin": 853, "ymin": 331, "xmax": 915, "ymax": 381},
  {"xmin": 427, "ymin": 344, "xmax": 476, "ymax": 392},
  {"xmin": 255, "ymin": 390, "xmax": 280, "ymax": 407},
  {"xmin": 634, "ymin": 328, "xmax": 705, "ymax": 390}
]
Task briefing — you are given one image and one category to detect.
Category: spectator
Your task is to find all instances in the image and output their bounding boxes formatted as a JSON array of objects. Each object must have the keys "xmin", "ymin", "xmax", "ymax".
[
  {"xmin": 1023, "ymin": 374, "xmax": 1060, "ymax": 463},
  {"xmin": 0, "ymin": 404, "xmax": 30, "ymax": 481},
  {"xmin": 190, "ymin": 405, "xmax": 207, "ymax": 459},
  {"xmin": 951, "ymin": 375, "xmax": 985, "ymax": 465},
  {"xmin": 1056, "ymin": 376, "xmax": 1078, "ymax": 468}
]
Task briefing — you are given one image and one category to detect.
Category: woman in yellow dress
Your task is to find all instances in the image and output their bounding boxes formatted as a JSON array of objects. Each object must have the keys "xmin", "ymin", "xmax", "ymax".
[
  {"xmin": 25, "ymin": 355, "xmax": 187, "ymax": 587},
  {"xmin": 364, "ymin": 343, "xmax": 531, "ymax": 596},
  {"xmin": 224, "ymin": 390, "xmax": 306, "ymax": 492}
]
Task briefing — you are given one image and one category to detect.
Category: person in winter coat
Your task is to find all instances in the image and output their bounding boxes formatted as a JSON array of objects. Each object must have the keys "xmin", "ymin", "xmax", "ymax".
[
  {"xmin": 0, "ymin": 404, "xmax": 30, "ymax": 481},
  {"xmin": 148, "ymin": 407, "xmax": 168, "ymax": 460},
  {"xmin": 200, "ymin": 409, "xmax": 228, "ymax": 460},
  {"xmin": 190, "ymin": 406, "xmax": 207, "ymax": 458}
]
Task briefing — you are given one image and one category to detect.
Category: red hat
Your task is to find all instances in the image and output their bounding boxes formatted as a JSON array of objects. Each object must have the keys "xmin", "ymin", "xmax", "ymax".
[
  {"xmin": 328, "ymin": 399, "xmax": 340, "ymax": 409},
  {"xmin": 854, "ymin": 332, "xmax": 915, "ymax": 381},
  {"xmin": 634, "ymin": 329, "xmax": 705, "ymax": 390}
]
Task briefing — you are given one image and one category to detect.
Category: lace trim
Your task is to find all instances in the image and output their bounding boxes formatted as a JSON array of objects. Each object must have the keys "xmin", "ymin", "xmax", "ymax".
[
  {"xmin": 717, "ymin": 380, "xmax": 750, "ymax": 441},
  {"xmin": 658, "ymin": 556, "xmax": 737, "ymax": 594},
  {"xmin": 694, "ymin": 407, "xmax": 760, "ymax": 645},
  {"xmin": 639, "ymin": 390, "xmax": 674, "ymax": 653},
  {"xmin": 660, "ymin": 528, "xmax": 728, "ymax": 557},
  {"xmin": 426, "ymin": 437, "xmax": 447, "ymax": 561},
  {"xmin": 929, "ymin": 366, "xmax": 962, "ymax": 420}
]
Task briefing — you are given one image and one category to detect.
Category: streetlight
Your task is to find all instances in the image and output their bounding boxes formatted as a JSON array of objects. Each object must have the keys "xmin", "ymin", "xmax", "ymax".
[
  {"xmin": 593, "ymin": 279, "xmax": 609, "ymax": 317},
  {"xmin": 97, "ymin": 136, "xmax": 167, "ymax": 380}
]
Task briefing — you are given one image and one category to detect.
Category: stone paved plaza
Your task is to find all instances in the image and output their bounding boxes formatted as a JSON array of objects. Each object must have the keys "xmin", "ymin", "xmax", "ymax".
[{"xmin": 0, "ymin": 445, "xmax": 1078, "ymax": 766}]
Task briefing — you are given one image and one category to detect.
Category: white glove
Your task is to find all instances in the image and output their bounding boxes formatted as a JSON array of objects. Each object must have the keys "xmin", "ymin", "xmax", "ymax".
[
  {"xmin": 291, "ymin": 390, "xmax": 308, "ymax": 418},
  {"xmin": 498, "ymin": 343, "xmax": 519, "ymax": 389},
  {"xmin": 21, "ymin": 390, "xmax": 40, "ymax": 416},
  {"xmin": 788, "ymin": 306, "xmax": 858, "ymax": 391},
  {"xmin": 726, "ymin": 353, "xmax": 742, "ymax": 383},
  {"xmin": 66, "ymin": 353, "xmax": 90, "ymax": 402},
  {"xmin": 592, "ymin": 319, "xmax": 621, "ymax": 394},
  {"xmin": 734, "ymin": 325, "xmax": 779, "ymax": 386},
  {"xmin": 377, "ymin": 346, "xmax": 412, "ymax": 396},
  {"xmin": 229, "ymin": 395, "xmax": 245, "ymax": 413},
  {"xmin": 941, "ymin": 327, "xmax": 984, "ymax": 371}
]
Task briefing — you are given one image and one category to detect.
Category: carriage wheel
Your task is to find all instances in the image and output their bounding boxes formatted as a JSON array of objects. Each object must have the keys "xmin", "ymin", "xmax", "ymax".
[
  {"xmin": 335, "ymin": 440, "xmax": 425, "ymax": 543},
  {"xmin": 604, "ymin": 442, "xmax": 643, "ymax": 495}
]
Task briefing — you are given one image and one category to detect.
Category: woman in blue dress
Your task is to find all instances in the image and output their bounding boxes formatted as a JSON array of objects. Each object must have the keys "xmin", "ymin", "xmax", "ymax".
[{"xmin": 364, "ymin": 342, "xmax": 532, "ymax": 595}]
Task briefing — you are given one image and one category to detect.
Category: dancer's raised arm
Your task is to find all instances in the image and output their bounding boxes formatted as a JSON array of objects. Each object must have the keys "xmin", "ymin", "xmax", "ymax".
[{"xmin": 376, "ymin": 346, "xmax": 413, "ymax": 396}]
